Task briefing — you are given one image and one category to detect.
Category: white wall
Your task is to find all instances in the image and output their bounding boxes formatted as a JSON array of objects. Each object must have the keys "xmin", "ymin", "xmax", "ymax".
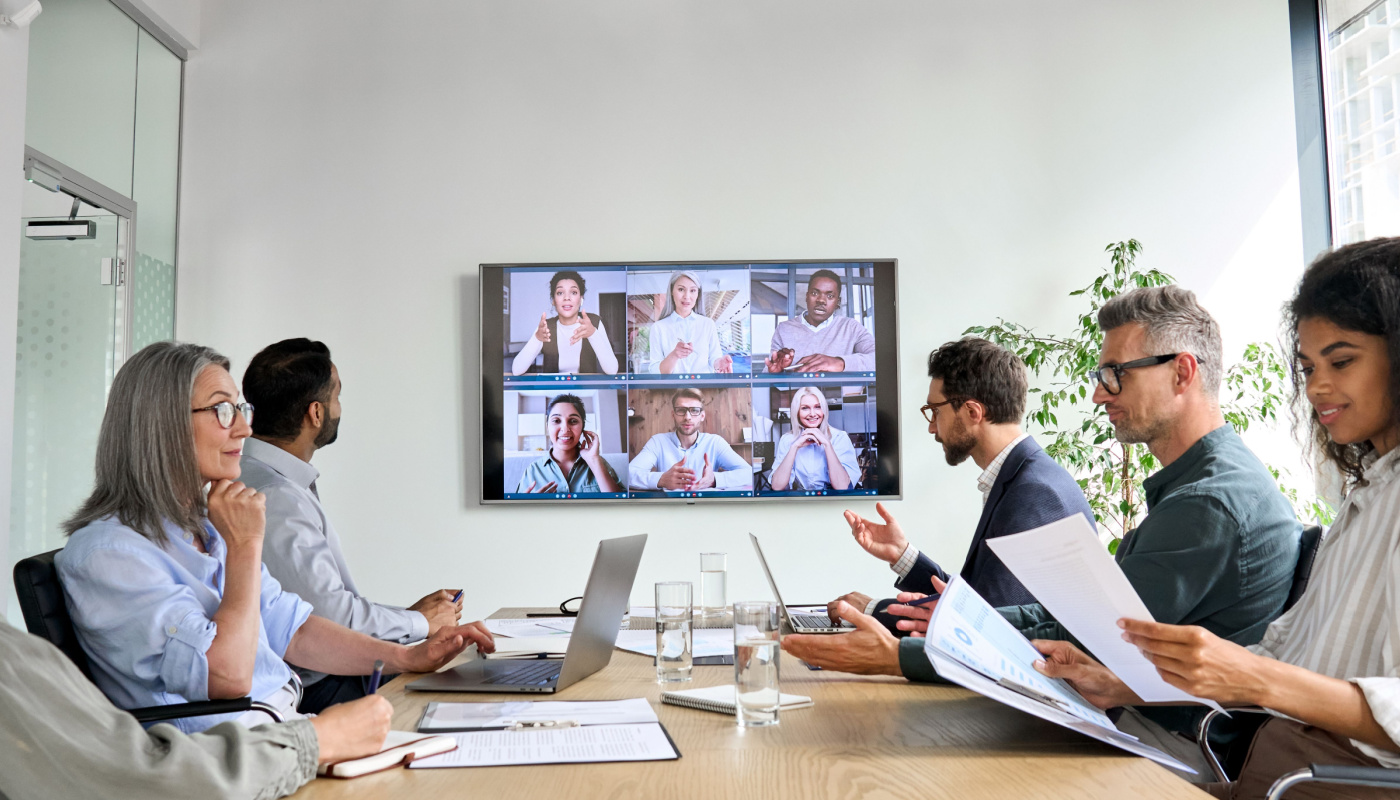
[
  {"xmin": 0, "ymin": 23, "xmax": 31, "ymax": 617},
  {"xmin": 178, "ymin": 0, "xmax": 1306, "ymax": 622}
]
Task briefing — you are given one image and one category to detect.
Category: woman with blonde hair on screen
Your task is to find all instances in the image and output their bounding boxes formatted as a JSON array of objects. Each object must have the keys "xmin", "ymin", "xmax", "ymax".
[
  {"xmin": 770, "ymin": 386, "xmax": 860, "ymax": 491},
  {"xmin": 647, "ymin": 270, "xmax": 733, "ymax": 374}
]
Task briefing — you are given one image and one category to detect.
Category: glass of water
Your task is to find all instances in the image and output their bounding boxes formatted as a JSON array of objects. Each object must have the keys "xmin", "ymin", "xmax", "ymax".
[
  {"xmin": 655, "ymin": 581, "xmax": 693, "ymax": 683},
  {"xmin": 733, "ymin": 601, "xmax": 781, "ymax": 727},
  {"xmin": 699, "ymin": 552, "xmax": 727, "ymax": 619}
]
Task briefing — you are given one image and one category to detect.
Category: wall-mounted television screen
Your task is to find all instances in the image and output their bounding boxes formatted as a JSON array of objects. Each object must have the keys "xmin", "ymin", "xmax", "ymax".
[{"xmin": 480, "ymin": 260, "xmax": 900, "ymax": 503}]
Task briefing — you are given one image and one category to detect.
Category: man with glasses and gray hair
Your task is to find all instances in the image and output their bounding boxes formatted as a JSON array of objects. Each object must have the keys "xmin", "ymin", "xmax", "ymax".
[
  {"xmin": 790, "ymin": 287, "xmax": 1302, "ymax": 778},
  {"xmin": 628, "ymin": 387, "xmax": 752, "ymax": 493}
]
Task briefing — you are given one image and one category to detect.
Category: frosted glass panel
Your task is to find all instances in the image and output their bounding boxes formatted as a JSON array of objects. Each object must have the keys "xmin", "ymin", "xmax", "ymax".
[
  {"xmin": 131, "ymin": 28, "xmax": 180, "ymax": 349},
  {"xmin": 8, "ymin": 215, "xmax": 121, "ymax": 620},
  {"xmin": 24, "ymin": 0, "xmax": 139, "ymax": 196}
]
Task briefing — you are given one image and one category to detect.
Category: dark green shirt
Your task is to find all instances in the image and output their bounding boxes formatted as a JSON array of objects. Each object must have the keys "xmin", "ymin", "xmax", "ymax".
[{"xmin": 901, "ymin": 426, "xmax": 1301, "ymax": 717}]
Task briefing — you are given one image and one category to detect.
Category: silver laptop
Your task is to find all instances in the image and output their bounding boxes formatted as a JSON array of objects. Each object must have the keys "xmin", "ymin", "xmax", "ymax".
[
  {"xmin": 407, "ymin": 533, "xmax": 646, "ymax": 693},
  {"xmin": 749, "ymin": 533, "xmax": 853, "ymax": 634}
]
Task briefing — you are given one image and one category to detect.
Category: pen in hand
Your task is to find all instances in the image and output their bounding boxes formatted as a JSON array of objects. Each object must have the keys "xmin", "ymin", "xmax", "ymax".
[
  {"xmin": 902, "ymin": 591, "xmax": 942, "ymax": 608},
  {"xmin": 452, "ymin": 589, "xmax": 463, "ymax": 604},
  {"xmin": 367, "ymin": 659, "xmax": 384, "ymax": 695}
]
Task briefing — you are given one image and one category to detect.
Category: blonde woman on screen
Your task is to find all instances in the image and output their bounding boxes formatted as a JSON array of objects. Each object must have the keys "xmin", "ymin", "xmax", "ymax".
[
  {"xmin": 647, "ymin": 270, "xmax": 733, "ymax": 374},
  {"xmin": 771, "ymin": 386, "xmax": 861, "ymax": 491}
]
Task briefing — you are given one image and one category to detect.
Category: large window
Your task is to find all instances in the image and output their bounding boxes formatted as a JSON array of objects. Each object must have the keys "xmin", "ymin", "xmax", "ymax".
[{"xmin": 1321, "ymin": 0, "xmax": 1400, "ymax": 244}]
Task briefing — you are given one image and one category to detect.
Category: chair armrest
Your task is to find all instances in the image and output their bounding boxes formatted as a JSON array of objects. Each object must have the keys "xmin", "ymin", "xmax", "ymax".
[
  {"xmin": 1197, "ymin": 706, "xmax": 1271, "ymax": 783},
  {"xmin": 1270, "ymin": 764, "xmax": 1400, "ymax": 799},
  {"xmin": 130, "ymin": 697, "xmax": 283, "ymax": 724}
]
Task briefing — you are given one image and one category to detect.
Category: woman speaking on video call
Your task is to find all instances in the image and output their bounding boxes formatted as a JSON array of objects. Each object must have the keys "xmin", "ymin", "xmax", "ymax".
[
  {"xmin": 646, "ymin": 270, "xmax": 733, "ymax": 374},
  {"xmin": 515, "ymin": 394, "xmax": 624, "ymax": 494},
  {"xmin": 770, "ymin": 386, "xmax": 861, "ymax": 492},
  {"xmin": 511, "ymin": 270, "xmax": 620, "ymax": 376}
]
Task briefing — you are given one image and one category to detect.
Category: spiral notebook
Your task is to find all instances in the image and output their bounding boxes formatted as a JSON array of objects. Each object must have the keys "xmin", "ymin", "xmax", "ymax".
[{"xmin": 661, "ymin": 685, "xmax": 812, "ymax": 715}]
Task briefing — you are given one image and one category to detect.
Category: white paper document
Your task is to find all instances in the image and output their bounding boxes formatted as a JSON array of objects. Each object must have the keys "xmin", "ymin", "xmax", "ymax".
[
  {"xmin": 418, "ymin": 698, "xmax": 658, "ymax": 731},
  {"xmin": 613, "ymin": 628, "xmax": 734, "ymax": 658},
  {"xmin": 483, "ymin": 619, "xmax": 573, "ymax": 638},
  {"xmin": 482, "ymin": 636, "xmax": 571, "ymax": 659},
  {"xmin": 985, "ymin": 514, "xmax": 1223, "ymax": 709},
  {"xmin": 923, "ymin": 577, "xmax": 1195, "ymax": 774},
  {"xmin": 407, "ymin": 722, "xmax": 679, "ymax": 768}
]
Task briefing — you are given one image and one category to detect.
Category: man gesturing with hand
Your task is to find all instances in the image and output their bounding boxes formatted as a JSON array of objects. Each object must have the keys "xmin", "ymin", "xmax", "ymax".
[{"xmin": 628, "ymin": 388, "xmax": 752, "ymax": 494}]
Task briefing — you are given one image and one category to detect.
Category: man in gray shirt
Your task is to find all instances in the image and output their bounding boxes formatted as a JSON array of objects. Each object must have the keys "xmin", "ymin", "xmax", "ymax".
[
  {"xmin": 0, "ymin": 619, "xmax": 391, "ymax": 800},
  {"xmin": 763, "ymin": 270, "xmax": 876, "ymax": 373},
  {"xmin": 240, "ymin": 338, "xmax": 464, "ymax": 713}
]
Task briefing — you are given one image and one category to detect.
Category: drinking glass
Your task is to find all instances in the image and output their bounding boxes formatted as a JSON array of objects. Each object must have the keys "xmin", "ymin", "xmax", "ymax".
[
  {"xmin": 655, "ymin": 581, "xmax": 694, "ymax": 683},
  {"xmin": 733, "ymin": 601, "xmax": 781, "ymax": 726},
  {"xmin": 699, "ymin": 552, "xmax": 727, "ymax": 619}
]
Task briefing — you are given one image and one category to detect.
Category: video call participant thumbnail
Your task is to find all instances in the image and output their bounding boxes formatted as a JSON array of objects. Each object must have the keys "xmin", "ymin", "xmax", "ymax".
[
  {"xmin": 646, "ymin": 271, "xmax": 734, "ymax": 374},
  {"xmin": 771, "ymin": 386, "xmax": 862, "ymax": 491},
  {"xmin": 510, "ymin": 270, "xmax": 620, "ymax": 376},
  {"xmin": 764, "ymin": 269, "xmax": 875, "ymax": 374},
  {"xmin": 516, "ymin": 393, "xmax": 623, "ymax": 494},
  {"xmin": 628, "ymin": 388, "xmax": 752, "ymax": 492}
]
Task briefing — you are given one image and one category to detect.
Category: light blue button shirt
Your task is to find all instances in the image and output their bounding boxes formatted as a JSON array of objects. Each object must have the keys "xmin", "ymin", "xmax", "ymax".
[
  {"xmin": 55, "ymin": 516, "xmax": 314, "ymax": 734},
  {"xmin": 628, "ymin": 432, "xmax": 753, "ymax": 491},
  {"xmin": 772, "ymin": 427, "xmax": 862, "ymax": 491},
  {"xmin": 647, "ymin": 312, "xmax": 726, "ymax": 373}
]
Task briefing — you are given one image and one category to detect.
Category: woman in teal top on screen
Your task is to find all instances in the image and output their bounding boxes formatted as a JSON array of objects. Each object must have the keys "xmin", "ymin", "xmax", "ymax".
[
  {"xmin": 647, "ymin": 270, "xmax": 733, "ymax": 374},
  {"xmin": 516, "ymin": 394, "xmax": 624, "ymax": 494}
]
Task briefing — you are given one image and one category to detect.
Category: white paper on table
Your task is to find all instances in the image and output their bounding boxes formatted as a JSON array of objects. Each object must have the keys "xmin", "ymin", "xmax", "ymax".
[
  {"xmin": 407, "ymin": 722, "xmax": 679, "ymax": 768},
  {"xmin": 985, "ymin": 514, "xmax": 1224, "ymax": 709},
  {"xmin": 928, "ymin": 653, "xmax": 1194, "ymax": 774},
  {"xmin": 483, "ymin": 619, "xmax": 573, "ymax": 638},
  {"xmin": 924, "ymin": 577, "xmax": 1114, "ymax": 729},
  {"xmin": 484, "ymin": 636, "xmax": 571, "ymax": 659},
  {"xmin": 419, "ymin": 698, "xmax": 657, "ymax": 731},
  {"xmin": 613, "ymin": 628, "xmax": 734, "ymax": 658}
]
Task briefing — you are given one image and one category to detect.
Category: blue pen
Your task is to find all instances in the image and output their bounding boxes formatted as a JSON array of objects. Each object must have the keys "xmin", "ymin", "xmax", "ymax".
[
  {"xmin": 367, "ymin": 659, "xmax": 384, "ymax": 695},
  {"xmin": 452, "ymin": 589, "xmax": 463, "ymax": 604},
  {"xmin": 902, "ymin": 592, "xmax": 942, "ymax": 608}
]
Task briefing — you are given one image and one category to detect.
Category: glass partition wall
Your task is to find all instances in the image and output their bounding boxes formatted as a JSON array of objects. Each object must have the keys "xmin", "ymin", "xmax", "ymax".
[{"xmin": 7, "ymin": 0, "xmax": 183, "ymax": 625}]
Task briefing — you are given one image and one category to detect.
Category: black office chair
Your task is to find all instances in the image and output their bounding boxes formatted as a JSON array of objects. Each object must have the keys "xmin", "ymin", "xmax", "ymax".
[
  {"xmin": 1193, "ymin": 525, "xmax": 1400, "ymax": 797},
  {"xmin": 14, "ymin": 548, "xmax": 281, "ymax": 725}
]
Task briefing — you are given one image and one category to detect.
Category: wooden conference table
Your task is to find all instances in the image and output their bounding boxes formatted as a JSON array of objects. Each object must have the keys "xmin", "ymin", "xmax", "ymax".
[{"xmin": 292, "ymin": 608, "xmax": 1208, "ymax": 800}]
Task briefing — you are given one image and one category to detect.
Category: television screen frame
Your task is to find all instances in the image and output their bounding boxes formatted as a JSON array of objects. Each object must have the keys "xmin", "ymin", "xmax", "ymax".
[{"xmin": 479, "ymin": 259, "xmax": 901, "ymax": 504}]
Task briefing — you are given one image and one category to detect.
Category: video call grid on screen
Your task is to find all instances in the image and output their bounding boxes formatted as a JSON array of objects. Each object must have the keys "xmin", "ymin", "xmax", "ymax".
[{"xmin": 480, "ymin": 260, "xmax": 900, "ymax": 503}]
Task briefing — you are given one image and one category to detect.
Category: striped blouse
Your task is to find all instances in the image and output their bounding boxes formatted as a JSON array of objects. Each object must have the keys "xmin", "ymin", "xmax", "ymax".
[{"xmin": 1250, "ymin": 446, "xmax": 1400, "ymax": 766}]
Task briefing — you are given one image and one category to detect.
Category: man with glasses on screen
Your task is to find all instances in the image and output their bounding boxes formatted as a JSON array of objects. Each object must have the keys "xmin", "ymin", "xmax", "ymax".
[
  {"xmin": 784, "ymin": 287, "xmax": 1300, "ymax": 776},
  {"xmin": 628, "ymin": 388, "xmax": 753, "ymax": 493},
  {"xmin": 764, "ymin": 270, "xmax": 876, "ymax": 373}
]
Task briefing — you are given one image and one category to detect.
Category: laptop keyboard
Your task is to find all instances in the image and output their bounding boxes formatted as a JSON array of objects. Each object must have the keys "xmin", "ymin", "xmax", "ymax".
[
  {"xmin": 794, "ymin": 614, "xmax": 836, "ymax": 628},
  {"xmin": 486, "ymin": 660, "xmax": 562, "ymax": 686}
]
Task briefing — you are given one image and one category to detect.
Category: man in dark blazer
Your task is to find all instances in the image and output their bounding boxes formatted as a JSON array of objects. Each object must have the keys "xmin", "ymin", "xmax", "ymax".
[{"xmin": 824, "ymin": 337, "xmax": 1094, "ymax": 633}]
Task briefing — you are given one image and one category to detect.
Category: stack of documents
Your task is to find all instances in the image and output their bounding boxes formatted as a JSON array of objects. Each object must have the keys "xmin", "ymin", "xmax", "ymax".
[
  {"xmin": 409, "ymin": 699, "xmax": 679, "ymax": 768},
  {"xmin": 922, "ymin": 575, "xmax": 1198, "ymax": 773},
  {"xmin": 984, "ymin": 515, "xmax": 1223, "ymax": 709}
]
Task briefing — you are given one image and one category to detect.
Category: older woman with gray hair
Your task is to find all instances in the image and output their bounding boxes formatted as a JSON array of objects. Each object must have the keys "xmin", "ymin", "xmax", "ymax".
[
  {"xmin": 55, "ymin": 341, "xmax": 494, "ymax": 735},
  {"xmin": 647, "ymin": 270, "xmax": 733, "ymax": 374}
]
